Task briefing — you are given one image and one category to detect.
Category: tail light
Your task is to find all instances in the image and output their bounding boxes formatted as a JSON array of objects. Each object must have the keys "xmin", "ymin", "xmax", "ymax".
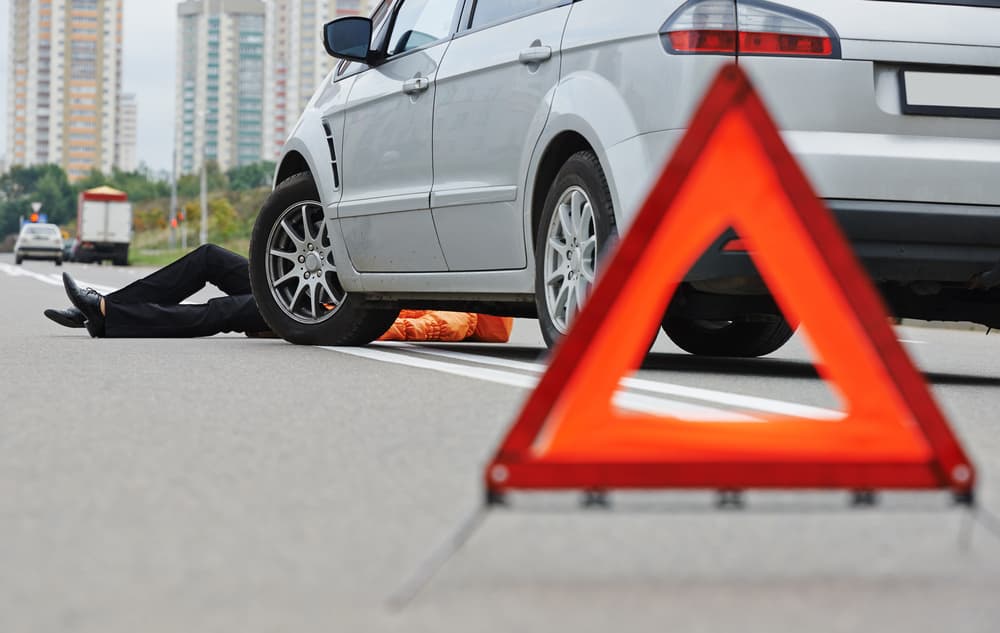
[{"xmin": 661, "ymin": 0, "xmax": 840, "ymax": 59}]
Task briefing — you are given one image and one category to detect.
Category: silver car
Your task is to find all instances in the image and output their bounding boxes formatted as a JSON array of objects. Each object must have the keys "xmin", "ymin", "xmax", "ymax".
[
  {"xmin": 249, "ymin": 0, "xmax": 1000, "ymax": 356},
  {"xmin": 14, "ymin": 223, "xmax": 64, "ymax": 266}
]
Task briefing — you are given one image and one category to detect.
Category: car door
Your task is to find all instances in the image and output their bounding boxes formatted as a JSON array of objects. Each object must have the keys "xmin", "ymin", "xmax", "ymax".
[
  {"xmin": 337, "ymin": 0, "xmax": 463, "ymax": 273},
  {"xmin": 430, "ymin": 0, "xmax": 572, "ymax": 271}
]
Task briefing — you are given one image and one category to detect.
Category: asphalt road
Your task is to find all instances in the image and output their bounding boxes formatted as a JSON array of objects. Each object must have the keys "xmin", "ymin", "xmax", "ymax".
[{"xmin": 1, "ymin": 253, "xmax": 999, "ymax": 633}]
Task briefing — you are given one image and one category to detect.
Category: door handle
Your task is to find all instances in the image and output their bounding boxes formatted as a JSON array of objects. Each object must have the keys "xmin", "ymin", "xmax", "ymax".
[
  {"xmin": 519, "ymin": 45, "xmax": 552, "ymax": 65},
  {"xmin": 402, "ymin": 76, "xmax": 430, "ymax": 94}
]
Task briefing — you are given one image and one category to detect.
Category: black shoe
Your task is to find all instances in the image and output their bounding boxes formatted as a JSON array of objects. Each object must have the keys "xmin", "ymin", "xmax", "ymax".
[
  {"xmin": 62, "ymin": 272, "xmax": 105, "ymax": 338},
  {"xmin": 44, "ymin": 307, "xmax": 86, "ymax": 329}
]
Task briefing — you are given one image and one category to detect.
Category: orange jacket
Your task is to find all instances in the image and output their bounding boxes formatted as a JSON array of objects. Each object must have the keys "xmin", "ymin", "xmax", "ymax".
[{"xmin": 378, "ymin": 311, "xmax": 514, "ymax": 343}]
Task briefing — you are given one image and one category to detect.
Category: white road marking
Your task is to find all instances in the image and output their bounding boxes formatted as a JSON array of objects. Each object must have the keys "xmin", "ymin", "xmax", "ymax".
[
  {"xmin": 0, "ymin": 262, "xmax": 864, "ymax": 420},
  {"xmin": 0, "ymin": 264, "xmax": 208, "ymax": 305},
  {"xmin": 46, "ymin": 273, "xmax": 117, "ymax": 294},
  {"xmin": 0, "ymin": 264, "xmax": 118, "ymax": 295},
  {"xmin": 324, "ymin": 345, "xmax": 761, "ymax": 421},
  {"xmin": 391, "ymin": 343, "xmax": 845, "ymax": 420},
  {"xmin": 898, "ymin": 339, "xmax": 928, "ymax": 345},
  {"xmin": 0, "ymin": 263, "xmax": 64, "ymax": 286}
]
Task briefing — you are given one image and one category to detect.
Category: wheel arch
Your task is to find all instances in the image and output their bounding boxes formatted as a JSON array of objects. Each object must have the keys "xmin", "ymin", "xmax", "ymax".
[
  {"xmin": 529, "ymin": 130, "xmax": 605, "ymax": 253},
  {"xmin": 269, "ymin": 108, "xmax": 337, "ymax": 207},
  {"xmin": 273, "ymin": 150, "xmax": 312, "ymax": 188}
]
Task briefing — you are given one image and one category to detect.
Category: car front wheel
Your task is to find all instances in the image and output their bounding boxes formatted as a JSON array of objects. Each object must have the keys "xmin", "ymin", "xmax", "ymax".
[
  {"xmin": 534, "ymin": 151, "xmax": 616, "ymax": 348},
  {"xmin": 249, "ymin": 172, "xmax": 399, "ymax": 345}
]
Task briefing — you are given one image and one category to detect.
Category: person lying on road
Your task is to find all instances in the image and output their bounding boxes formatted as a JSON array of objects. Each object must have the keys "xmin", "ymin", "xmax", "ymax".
[{"xmin": 45, "ymin": 244, "xmax": 513, "ymax": 342}]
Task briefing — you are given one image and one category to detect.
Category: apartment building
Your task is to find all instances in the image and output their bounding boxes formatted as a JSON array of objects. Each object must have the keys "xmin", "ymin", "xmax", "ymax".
[
  {"xmin": 5, "ymin": 0, "xmax": 124, "ymax": 180},
  {"xmin": 175, "ymin": 0, "xmax": 266, "ymax": 175},
  {"xmin": 115, "ymin": 92, "xmax": 137, "ymax": 172},
  {"xmin": 262, "ymin": 0, "xmax": 372, "ymax": 160}
]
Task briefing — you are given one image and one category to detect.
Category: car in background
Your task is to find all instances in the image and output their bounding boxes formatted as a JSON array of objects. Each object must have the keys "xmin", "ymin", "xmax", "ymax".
[
  {"xmin": 74, "ymin": 186, "xmax": 132, "ymax": 266},
  {"xmin": 249, "ymin": 0, "xmax": 1000, "ymax": 356},
  {"xmin": 15, "ymin": 223, "xmax": 63, "ymax": 266},
  {"xmin": 62, "ymin": 238, "xmax": 77, "ymax": 262}
]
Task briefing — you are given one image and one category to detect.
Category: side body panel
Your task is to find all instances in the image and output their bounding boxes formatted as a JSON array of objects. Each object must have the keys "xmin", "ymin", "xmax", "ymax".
[
  {"xmin": 549, "ymin": 0, "xmax": 722, "ymax": 232},
  {"xmin": 78, "ymin": 202, "xmax": 106, "ymax": 244},
  {"xmin": 431, "ymin": 5, "xmax": 572, "ymax": 271},
  {"xmin": 337, "ymin": 42, "xmax": 450, "ymax": 273},
  {"xmin": 105, "ymin": 202, "xmax": 133, "ymax": 244},
  {"xmin": 79, "ymin": 201, "xmax": 132, "ymax": 244}
]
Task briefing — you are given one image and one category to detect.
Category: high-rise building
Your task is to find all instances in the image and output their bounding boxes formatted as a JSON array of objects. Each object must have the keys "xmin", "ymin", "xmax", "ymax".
[
  {"xmin": 175, "ymin": 0, "xmax": 266, "ymax": 175},
  {"xmin": 5, "ymin": 0, "xmax": 124, "ymax": 180},
  {"xmin": 116, "ymin": 92, "xmax": 137, "ymax": 172},
  {"xmin": 262, "ymin": 0, "xmax": 372, "ymax": 160}
]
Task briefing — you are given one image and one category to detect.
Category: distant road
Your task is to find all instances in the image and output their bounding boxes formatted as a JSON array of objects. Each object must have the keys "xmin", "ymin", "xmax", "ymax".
[{"xmin": 1, "ymin": 253, "xmax": 999, "ymax": 633}]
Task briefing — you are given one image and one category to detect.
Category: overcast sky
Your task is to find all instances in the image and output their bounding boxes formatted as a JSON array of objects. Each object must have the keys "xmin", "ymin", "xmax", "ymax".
[{"xmin": 0, "ymin": 0, "xmax": 178, "ymax": 173}]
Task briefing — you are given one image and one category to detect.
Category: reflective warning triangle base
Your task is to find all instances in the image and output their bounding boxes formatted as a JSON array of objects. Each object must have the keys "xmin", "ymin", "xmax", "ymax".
[{"xmin": 486, "ymin": 64, "xmax": 974, "ymax": 499}]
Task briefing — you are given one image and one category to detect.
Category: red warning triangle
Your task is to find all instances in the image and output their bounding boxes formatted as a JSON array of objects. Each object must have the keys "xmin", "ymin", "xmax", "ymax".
[{"xmin": 486, "ymin": 64, "xmax": 974, "ymax": 497}]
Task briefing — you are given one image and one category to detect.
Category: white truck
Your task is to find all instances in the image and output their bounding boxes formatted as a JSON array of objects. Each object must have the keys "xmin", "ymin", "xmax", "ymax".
[{"xmin": 75, "ymin": 186, "xmax": 132, "ymax": 265}]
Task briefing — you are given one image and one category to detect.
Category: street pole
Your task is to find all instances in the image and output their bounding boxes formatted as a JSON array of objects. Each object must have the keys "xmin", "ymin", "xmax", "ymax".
[
  {"xmin": 199, "ymin": 159, "xmax": 208, "ymax": 245},
  {"xmin": 169, "ymin": 150, "xmax": 177, "ymax": 249}
]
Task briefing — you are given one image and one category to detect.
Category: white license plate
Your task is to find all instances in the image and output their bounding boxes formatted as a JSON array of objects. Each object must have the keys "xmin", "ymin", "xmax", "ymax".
[{"xmin": 901, "ymin": 70, "xmax": 1000, "ymax": 118}]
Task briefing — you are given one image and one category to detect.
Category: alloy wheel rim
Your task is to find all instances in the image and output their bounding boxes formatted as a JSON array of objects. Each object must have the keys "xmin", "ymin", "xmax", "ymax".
[
  {"xmin": 265, "ymin": 201, "xmax": 345, "ymax": 324},
  {"xmin": 543, "ymin": 185, "xmax": 597, "ymax": 334}
]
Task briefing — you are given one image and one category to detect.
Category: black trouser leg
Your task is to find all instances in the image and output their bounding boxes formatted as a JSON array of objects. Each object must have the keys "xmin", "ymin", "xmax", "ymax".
[
  {"xmin": 104, "ymin": 295, "xmax": 267, "ymax": 338},
  {"xmin": 107, "ymin": 244, "xmax": 251, "ymax": 305}
]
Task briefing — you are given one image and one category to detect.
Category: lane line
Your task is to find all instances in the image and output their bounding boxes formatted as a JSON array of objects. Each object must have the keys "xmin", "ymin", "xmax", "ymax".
[
  {"xmin": 390, "ymin": 343, "xmax": 844, "ymax": 419},
  {"xmin": 46, "ymin": 273, "xmax": 117, "ymax": 294},
  {"xmin": 323, "ymin": 345, "xmax": 761, "ymax": 421},
  {"xmin": 0, "ymin": 263, "xmax": 64, "ymax": 286},
  {"xmin": 0, "ymin": 264, "xmax": 118, "ymax": 294},
  {"xmin": 0, "ymin": 260, "xmax": 885, "ymax": 420}
]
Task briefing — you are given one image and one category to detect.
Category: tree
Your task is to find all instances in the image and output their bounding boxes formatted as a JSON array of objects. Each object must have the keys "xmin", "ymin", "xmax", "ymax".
[
  {"xmin": 208, "ymin": 197, "xmax": 241, "ymax": 240},
  {"xmin": 177, "ymin": 161, "xmax": 228, "ymax": 197},
  {"xmin": 226, "ymin": 161, "xmax": 275, "ymax": 191},
  {"xmin": 34, "ymin": 168, "xmax": 76, "ymax": 225},
  {"xmin": 74, "ymin": 169, "xmax": 107, "ymax": 192},
  {"xmin": 73, "ymin": 166, "xmax": 170, "ymax": 203},
  {"xmin": 0, "ymin": 165, "xmax": 76, "ymax": 235}
]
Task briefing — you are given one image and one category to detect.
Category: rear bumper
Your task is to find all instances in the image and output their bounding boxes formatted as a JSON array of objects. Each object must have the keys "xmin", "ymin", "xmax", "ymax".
[
  {"xmin": 16, "ymin": 247, "xmax": 61, "ymax": 259},
  {"xmin": 687, "ymin": 199, "xmax": 1000, "ymax": 286},
  {"xmin": 74, "ymin": 242, "xmax": 128, "ymax": 260}
]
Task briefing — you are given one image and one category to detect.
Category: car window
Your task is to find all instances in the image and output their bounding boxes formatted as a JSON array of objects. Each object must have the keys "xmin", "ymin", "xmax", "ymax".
[
  {"xmin": 386, "ymin": 0, "xmax": 460, "ymax": 56},
  {"xmin": 469, "ymin": 0, "xmax": 564, "ymax": 29},
  {"xmin": 24, "ymin": 225, "xmax": 58, "ymax": 236}
]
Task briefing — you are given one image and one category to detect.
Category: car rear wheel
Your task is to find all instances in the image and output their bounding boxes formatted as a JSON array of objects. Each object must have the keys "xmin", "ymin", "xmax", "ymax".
[
  {"xmin": 534, "ymin": 151, "xmax": 616, "ymax": 348},
  {"xmin": 15, "ymin": 255, "xmax": 22, "ymax": 265},
  {"xmin": 661, "ymin": 313, "xmax": 794, "ymax": 357},
  {"xmin": 249, "ymin": 172, "xmax": 399, "ymax": 345},
  {"xmin": 55, "ymin": 258, "xmax": 62, "ymax": 266}
]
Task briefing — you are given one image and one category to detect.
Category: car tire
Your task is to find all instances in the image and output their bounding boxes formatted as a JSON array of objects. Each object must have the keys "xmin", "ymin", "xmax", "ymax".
[
  {"xmin": 15, "ymin": 256, "xmax": 22, "ymax": 265},
  {"xmin": 661, "ymin": 313, "xmax": 795, "ymax": 357},
  {"xmin": 534, "ymin": 151, "xmax": 617, "ymax": 349},
  {"xmin": 55, "ymin": 258, "xmax": 62, "ymax": 266},
  {"xmin": 249, "ymin": 172, "xmax": 399, "ymax": 345}
]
